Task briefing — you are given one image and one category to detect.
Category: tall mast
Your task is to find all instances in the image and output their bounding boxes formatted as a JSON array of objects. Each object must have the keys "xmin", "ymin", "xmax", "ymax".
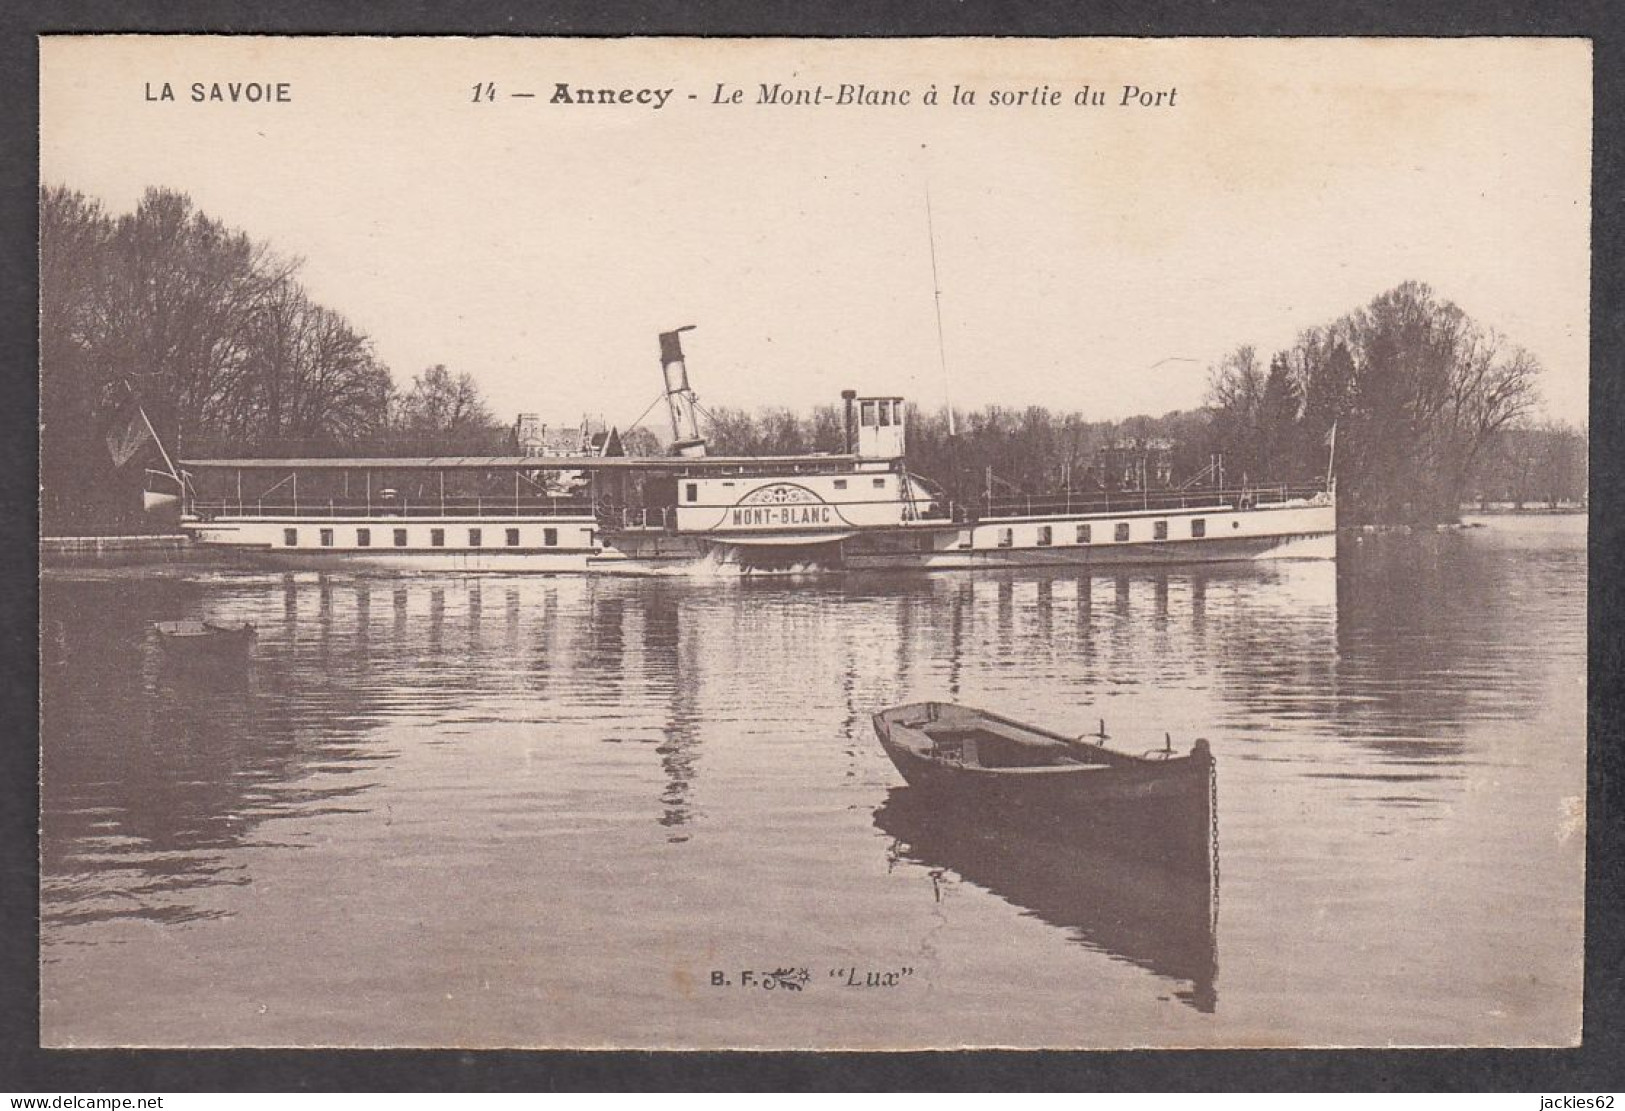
[{"xmin": 925, "ymin": 184, "xmax": 956, "ymax": 437}]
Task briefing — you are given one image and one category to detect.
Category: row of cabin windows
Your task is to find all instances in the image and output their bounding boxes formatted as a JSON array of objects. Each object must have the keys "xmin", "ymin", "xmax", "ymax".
[
  {"xmin": 682, "ymin": 476, "xmax": 887, "ymax": 502},
  {"xmin": 993, "ymin": 518, "xmax": 1208, "ymax": 548},
  {"xmin": 289, "ymin": 527, "xmax": 561, "ymax": 548}
]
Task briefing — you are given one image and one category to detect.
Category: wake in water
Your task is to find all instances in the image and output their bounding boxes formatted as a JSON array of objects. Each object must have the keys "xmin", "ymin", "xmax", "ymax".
[{"xmin": 676, "ymin": 542, "xmax": 841, "ymax": 577}]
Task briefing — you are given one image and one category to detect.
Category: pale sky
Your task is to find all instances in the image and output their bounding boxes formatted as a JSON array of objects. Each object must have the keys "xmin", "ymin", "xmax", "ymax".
[{"xmin": 40, "ymin": 37, "xmax": 1592, "ymax": 431}]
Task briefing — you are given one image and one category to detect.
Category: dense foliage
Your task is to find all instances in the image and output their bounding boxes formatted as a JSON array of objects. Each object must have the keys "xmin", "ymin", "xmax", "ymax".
[
  {"xmin": 40, "ymin": 185, "xmax": 507, "ymax": 533},
  {"xmin": 1203, "ymin": 282, "xmax": 1556, "ymax": 524}
]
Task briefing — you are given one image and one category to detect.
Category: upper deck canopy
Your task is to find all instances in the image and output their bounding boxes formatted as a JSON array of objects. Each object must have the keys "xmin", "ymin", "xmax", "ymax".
[{"xmin": 178, "ymin": 453, "xmax": 865, "ymax": 472}]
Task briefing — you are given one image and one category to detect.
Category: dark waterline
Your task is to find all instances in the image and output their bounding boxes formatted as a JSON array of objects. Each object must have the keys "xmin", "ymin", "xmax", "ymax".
[{"xmin": 39, "ymin": 515, "xmax": 1585, "ymax": 1048}]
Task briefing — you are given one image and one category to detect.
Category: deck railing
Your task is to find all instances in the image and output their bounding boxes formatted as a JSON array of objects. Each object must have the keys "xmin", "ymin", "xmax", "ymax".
[
  {"xmin": 188, "ymin": 495, "xmax": 595, "ymax": 520},
  {"xmin": 948, "ymin": 482, "xmax": 1329, "ymax": 523}
]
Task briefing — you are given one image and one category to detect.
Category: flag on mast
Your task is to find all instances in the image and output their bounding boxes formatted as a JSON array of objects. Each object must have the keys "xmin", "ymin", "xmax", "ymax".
[
  {"xmin": 105, "ymin": 378, "xmax": 183, "ymax": 489},
  {"xmin": 105, "ymin": 392, "xmax": 153, "ymax": 468}
]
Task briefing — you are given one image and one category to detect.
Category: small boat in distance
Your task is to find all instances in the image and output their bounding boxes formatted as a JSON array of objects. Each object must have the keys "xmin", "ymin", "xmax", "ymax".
[
  {"xmin": 152, "ymin": 620, "xmax": 256, "ymax": 656},
  {"xmin": 872, "ymin": 701, "xmax": 1213, "ymax": 826}
]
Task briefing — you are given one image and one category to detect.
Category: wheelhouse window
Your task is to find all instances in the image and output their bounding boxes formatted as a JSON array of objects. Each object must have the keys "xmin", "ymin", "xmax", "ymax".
[
  {"xmin": 430, "ymin": 528, "xmax": 445, "ymax": 547},
  {"xmin": 1037, "ymin": 525, "xmax": 1052, "ymax": 547},
  {"xmin": 1115, "ymin": 522, "xmax": 1130, "ymax": 542},
  {"xmin": 1191, "ymin": 518, "xmax": 1206, "ymax": 538},
  {"xmin": 468, "ymin": 528, "xmax": 482, "ymax": 547},
  {"xmin": 543, "ymin": 528, "xmax": 558, "ymax": 547},
  {"xmin": 997, "ymin": 528, "xmax": 1014, "ymax": 548},
  {"xmin": 356, "ymin": 528, "xmax": 371, "ymax": 547},
  {"xmin": 283, "ymin": 528, "xmax": 298, "ymax": 547},
  {"xmin": 506, "ymin": 528, "xmax": 520, "ymax": 546},
  {"xmin": 1154, "ymin": 520, "xmax": 1168, "ymax": 541},
  {"xmin": 1076, "ymin": 523, "xmax": 1092, "ymax": 544},
  {"xmin": 861, "ymin": 400, "xmax": 877, "ymax": 426},
  {"xmin": 319, "ymin": 528, "xmax": 334, "ymax": 547},
  {"xmin": 393, "ymin": 528, "xmax": 408, "ymax": 547}
]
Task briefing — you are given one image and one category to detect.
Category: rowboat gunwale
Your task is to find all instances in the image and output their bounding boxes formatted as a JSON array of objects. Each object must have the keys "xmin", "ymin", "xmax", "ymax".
[{"xmin": 872, "ymin": 700, "xmax": 1212, "ymax": 802}]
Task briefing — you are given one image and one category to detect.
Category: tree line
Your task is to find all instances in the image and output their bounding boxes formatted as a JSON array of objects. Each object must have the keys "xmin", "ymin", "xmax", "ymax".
[
  {"xmin": 1202, "ymin": 281, "xmax": 1579, "ymax": 523},
  {"xmin": 41, "ymin": 185, "xmax": 1582, "ymax": 533},
  {"xmin": 697, "ymin": 402, "xmax": 1219, "ymax": 505},
  {"xmin": 41, "ymin": 185, "xmax": 512, "ymax": 533}
]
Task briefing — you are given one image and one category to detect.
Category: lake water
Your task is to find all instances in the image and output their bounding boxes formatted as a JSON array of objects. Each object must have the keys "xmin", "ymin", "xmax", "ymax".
[{"xmin": 38, "ymin": 514, "xmax": 1586, "ymax": 1048}]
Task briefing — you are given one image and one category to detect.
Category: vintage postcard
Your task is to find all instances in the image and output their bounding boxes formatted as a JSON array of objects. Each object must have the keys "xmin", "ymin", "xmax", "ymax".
[{"xmin": 38, "ymin": 36, "xmax": 1589, "ymax": 1049}]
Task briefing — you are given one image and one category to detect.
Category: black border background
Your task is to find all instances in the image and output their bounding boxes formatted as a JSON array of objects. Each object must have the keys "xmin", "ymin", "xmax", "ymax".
[{"xmin": 3, "ymin": 1, "xmax": 1620, "ymax": 1093}]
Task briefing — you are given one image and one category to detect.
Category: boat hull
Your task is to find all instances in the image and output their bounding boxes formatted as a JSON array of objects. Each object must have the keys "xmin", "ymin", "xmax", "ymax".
[
  {"xmin": 153, "ymin": 622, "xmax": 256, "ymax": 662},
  {"xmin": 871, "ymin": 701, "xmax": 1215, "ymax": 846},
  {"xmin": 845, "ymin": 529, "xmax": 1333, "ymax": 570},
  {"xmin": 181, "ymin": 500, "xmax": 1334, "ymax": 575}
]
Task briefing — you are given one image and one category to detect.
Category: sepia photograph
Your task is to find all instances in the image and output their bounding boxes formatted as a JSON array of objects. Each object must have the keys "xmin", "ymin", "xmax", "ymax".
[{"xmin": 36, "ymin": 35, "xmax": 1590, "ymax": 1051}]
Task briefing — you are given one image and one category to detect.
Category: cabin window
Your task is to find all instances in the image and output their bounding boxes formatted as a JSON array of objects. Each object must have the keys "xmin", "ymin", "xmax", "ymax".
[
  {"xmin": 833, "ymin": 479, "xmax": 847, "ymax": 490},
  {"xmin": 506, "ymin": 528, "xmax": 520, "ymax": 546},
  {"xmin": 430, "ymin": 528, "xmax": 445, "ymax": 547},
  {"xmin": 997, "ymin": 528, "xmax": 1014, "ymax": 548},
  {"xmin": 873, "ymin": 477, "xmax": 886, "ymax": 489},
  {"xmin": 861, "ymin": 400, "xmax": 877, "ymax": 427},
  {"xmin": 356, "ymin": 528, "xmax": 371, "ymax": 547},
  {"xmin": 468, "ymin": 528, "xmax": 482, "ymax": 547},
  {"xmin": 393, "ymin": 528, "xmax": 408, "ymax": 547},
  {"xmin": 1154, "ymin": 520, "xmax": 1168, "ymax": 540},
  {"xmin": 544, "ymin": 528, "xmax": 558, "ymax": 547},
  {"xmin": 319, "ymin": 528, "xmax": 334, "ymax": 547},
  {"xmin": 1191, "ymin": 518, "xmax": 1206, "ymax": 538},
  {"xmin": 283, "ymin": 528, "xmax": 298, "ymax": 547},
  {"xmin": 1037, "ymin": 525, "xmax": 1053, "ymax": 547},
  {"xmin": 1076, "ymin": 523, "xmax": 1092, "ymax": 544},
  {"xmin": 685, "ymin": 483, "xmax": 698, "ymax": 503},
  {"xmin": 1115, "ymin": 522, "xmax": 1130, "ymax": 542}
]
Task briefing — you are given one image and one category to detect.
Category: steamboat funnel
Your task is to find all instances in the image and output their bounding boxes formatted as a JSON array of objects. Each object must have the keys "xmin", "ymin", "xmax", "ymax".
[{"xmin": 660, "ymin": 326, "xmax": 707, "ymax": 458}]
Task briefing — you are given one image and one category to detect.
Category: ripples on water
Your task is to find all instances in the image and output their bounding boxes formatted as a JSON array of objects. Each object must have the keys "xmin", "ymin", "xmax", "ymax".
[{"xmin": 39, "ymin": 515, "xmax": 1585, "ymax": 1048}]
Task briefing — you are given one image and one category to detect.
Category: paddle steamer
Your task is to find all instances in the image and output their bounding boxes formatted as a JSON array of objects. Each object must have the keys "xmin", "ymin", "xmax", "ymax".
[{"xmin": 175, "ymin": 329, "xmax": 1336, "ymax": 574}]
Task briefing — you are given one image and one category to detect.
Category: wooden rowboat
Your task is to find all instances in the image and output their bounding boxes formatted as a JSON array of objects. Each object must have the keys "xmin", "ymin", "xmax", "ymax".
[
  {"xmin": 871, "ymin": 701, "xmax": 1213, "ymax": 822},
  {"xmin": 152, "ymin": 620, "xmax": 256, "ymax": 655}
]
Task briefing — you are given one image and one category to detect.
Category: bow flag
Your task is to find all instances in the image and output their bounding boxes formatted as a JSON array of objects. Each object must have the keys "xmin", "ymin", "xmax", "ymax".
[{"xmin": 105, "ymin": 393, "xmax": 154, "ymax": 468}]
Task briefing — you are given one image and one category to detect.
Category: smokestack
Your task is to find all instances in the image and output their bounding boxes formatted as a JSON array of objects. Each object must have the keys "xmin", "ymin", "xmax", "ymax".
[
  {"xmin": 841, "ymin": 390, "xmax": 857, "ymax": 455},
  {"xmin": 659, "ymin": 326, "xmax": 706, "ymax": 458}
]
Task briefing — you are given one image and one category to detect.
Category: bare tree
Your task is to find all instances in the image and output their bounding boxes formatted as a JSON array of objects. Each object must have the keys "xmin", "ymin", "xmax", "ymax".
[{"xmin": 391, "ymin": 364, "xmax": 503, "ymax": 453}]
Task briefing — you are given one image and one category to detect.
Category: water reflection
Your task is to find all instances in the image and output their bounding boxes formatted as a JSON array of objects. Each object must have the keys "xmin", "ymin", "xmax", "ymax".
[
  {"xmin": 39, "ymin": 520, "xmax": 1585, "ymax": 1046},
  {"xmin": 41, "ymin": 579, "xmax": 392, "ymax": 931},
  {"xmin": 644, "ymin": 583, "xmax": 702, "ymax": 838},
  {"xmin": 875, "ymin": 786, "xmax": 1219, "ymax": 1012}
]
